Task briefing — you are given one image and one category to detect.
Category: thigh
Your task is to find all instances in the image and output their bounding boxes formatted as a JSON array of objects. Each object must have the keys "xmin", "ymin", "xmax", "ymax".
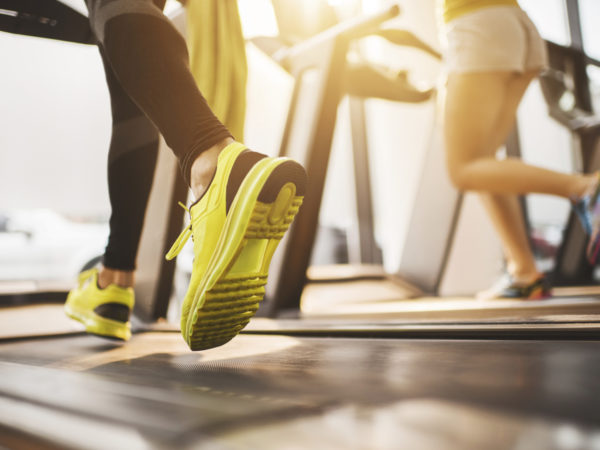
[
  {"xmin": 444, "ymin": 71, "xmax": 514, "ymax": 168},
  {"xmin": 488, "ymin": 69, "xmax": 537, "ymax": 152}
]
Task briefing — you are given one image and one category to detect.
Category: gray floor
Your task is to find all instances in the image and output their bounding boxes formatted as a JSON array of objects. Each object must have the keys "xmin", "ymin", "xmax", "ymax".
[{"xmin": 1, "ymin": 331, "xmax": 600, "ymax": 449}]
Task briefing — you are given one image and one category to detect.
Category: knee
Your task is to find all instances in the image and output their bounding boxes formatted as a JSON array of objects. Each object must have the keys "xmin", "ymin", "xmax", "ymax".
[{"xmin": 447, "ymin": 162, "xmax": 474, "ymax": 191}]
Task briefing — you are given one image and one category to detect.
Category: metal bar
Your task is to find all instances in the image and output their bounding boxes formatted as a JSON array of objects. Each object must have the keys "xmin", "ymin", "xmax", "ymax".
[
  {"xmin": 564, "ymin": 2, "xmax": 593, "ymax": 112},
  {"xmin": 586, "ymin": 55, "xmax": 600, "ymax": 67},
  {"xmin": 433, "ymin": 193, "xmax": 463, "ymax": 294},
  {"xmin": 134, "ymin": 140, "xmax": 187, "ymax": 321},
  {"xmin": 243, "ymin": 323, "xmax": 600, "ymax": 341},
  {"xmin": 348, "ymin": 97, "xmax": 382, "ymax": 264},
  {"xmin": 277, "ymin": 73, "xmax": 304, "ymax": 158},
  {"xmin": 504, "ymin": 125, "xmax": 534, "ymax": 249},
  {"xmin": 278, "ymin": 5, "xmax": 400, "ymax": 73},
  {"xmin": 265, "ymin": 6, "xmax": 401, "ymax": 313},
  {"xmin": 0, "ymin": 0, "xmax": 94, "ymax": 45},
  {"xmin": 268, "ymin": 39, "xmax": 350, "ymax": 313},
  {"xmin": 565, "ymin": 0, "xmax": 583, "ymax": 51}
]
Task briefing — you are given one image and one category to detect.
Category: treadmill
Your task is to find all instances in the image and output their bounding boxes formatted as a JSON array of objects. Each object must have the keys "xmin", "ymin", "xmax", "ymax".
[
  {"xmin": 538, "ymin": 41, "xmax": 600, "ymax": 287},
  {"xmin": 1, "ymin": 1, "xmax": 600, "ymax": 447}
]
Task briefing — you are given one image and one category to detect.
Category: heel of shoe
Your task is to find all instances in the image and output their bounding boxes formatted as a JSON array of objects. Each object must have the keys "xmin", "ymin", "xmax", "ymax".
[
  {"xmin": 257, "ymin": 160, "xmax": 307, "ymax": 204},
  {"xmin": 185, "ymin": 158, "xmax": 306, "ymax": 350},
  {"xmin": 246, "ymin": 187, "xmax": 303, "ymax": 240}
]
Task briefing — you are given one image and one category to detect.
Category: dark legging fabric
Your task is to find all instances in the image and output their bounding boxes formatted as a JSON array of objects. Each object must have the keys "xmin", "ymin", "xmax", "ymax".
[
  {"xmin": 100, "ymin": 46, "xmax": 159, "ymax": 271},
  {"xmin": 88, "ymin": 0, "xmax": 233, "ymax": 270}
]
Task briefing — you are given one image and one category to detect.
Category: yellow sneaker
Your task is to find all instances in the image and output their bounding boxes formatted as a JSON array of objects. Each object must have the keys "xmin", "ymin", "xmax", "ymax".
[
  {"xmin": 167, "ymin": 142, "xmax": 306, "ymax": 350},
  {"xmin": 64, "ymin": 268, "xmax": 134, "ymax": 341}
]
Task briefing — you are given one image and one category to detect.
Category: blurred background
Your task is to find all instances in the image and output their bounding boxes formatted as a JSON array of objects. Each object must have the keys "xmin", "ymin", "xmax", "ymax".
[{"xmin": 1, "ymin": 0, "xmax": 599, "ymax": 298}]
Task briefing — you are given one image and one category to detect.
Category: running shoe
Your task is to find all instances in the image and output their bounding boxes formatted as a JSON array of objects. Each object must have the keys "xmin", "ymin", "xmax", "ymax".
[
  {"xmin": 583, "ymin": 174, "xmax": 600, "ymax": 264},
  {"xmin": 166, "ymin": 142, "xmax": 306, "ymax": 351},
  {"xmin": 572, "ymin": 194, "xmax": 593, "ymax": 235},
  {"xmin": 477, "ymin": 274, "xmax": 552, "ymax": 301},
  {"xmin": 64, "ymin": 268, "xmax": 134, "ymax": 340},
  {"xmin": 573, "ymin": 172, "xmax": 600, "ymax": 235}
]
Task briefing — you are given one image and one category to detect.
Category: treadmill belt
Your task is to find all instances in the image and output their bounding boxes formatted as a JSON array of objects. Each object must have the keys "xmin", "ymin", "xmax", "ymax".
[{"xmin": 1, "ymin": 332, "xmax": 600, "ymax": 448}]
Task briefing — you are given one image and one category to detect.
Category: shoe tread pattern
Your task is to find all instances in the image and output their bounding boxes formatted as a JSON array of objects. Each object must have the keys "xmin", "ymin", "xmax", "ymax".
[{"xmin": 188, "ymin": 196, "xmax": 303, "ymax": 351}]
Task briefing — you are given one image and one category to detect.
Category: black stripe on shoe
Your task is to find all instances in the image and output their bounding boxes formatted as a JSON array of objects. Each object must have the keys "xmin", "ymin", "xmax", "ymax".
[
  {"xmin": 94, "ymin": 303, "xmax": 131, "ymax": 323},
  {"xmin": 226, "ymin": 150, "xmax": 268, "ymax": 212},
  {"xmin": 258, "ymin": 160, "xmax": 307, "ymax": 202}
]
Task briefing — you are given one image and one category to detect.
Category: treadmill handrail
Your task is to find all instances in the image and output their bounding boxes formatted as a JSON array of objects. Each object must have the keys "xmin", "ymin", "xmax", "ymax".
[
  {"xmin": 0, "ymin": 0, "xmax": 94, "ymax": 44},
  {"xmin": 274, "ymin": 5, "xmax": 401, "ymax": 73}
]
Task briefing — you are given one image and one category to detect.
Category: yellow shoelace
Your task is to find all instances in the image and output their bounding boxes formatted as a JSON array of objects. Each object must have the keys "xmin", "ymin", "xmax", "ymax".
[{"xmin": 165, "ymin": 202, "xmax": 193, "ymax": 260}]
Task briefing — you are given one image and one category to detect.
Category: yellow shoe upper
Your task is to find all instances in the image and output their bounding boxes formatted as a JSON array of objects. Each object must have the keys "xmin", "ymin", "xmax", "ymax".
[
  {"xmin": 66, "ymin": 268, "xmax": 134, "ymax": 312},
  {"xmin": 166, "ymin": 141, "xmax": 249, "ymax": 331},
  {"xmin": 64, "ymin": 268, "xmax": 134, "ymax": 340}
]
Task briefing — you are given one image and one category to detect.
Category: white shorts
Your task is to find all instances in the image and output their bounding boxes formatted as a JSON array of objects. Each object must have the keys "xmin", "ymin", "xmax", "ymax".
[{"xmin": 442, "ymin": 6, "xmax": 548, "ymax": 74}]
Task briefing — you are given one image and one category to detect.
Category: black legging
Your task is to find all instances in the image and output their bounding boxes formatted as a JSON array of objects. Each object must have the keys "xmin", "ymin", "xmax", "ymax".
[{"xmin": 87, "ymin": 0, "xmax": 232, "ymax": 270}]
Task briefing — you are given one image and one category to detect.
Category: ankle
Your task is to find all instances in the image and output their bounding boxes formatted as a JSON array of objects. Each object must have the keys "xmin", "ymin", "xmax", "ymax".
[
  {"xmin": 190, "ymin": 137, "xmax": 235, "ymax": 199},
  {"xmin": 98, "ymin": 267, "xmax": 135, "ymax": 289},
  {"xmin": 573, "ymin": 174, "xmax": 598, "ymax": 200},
  {"xmin": 506, "ymin": 261, "xmax": 539, "ymax": 282},
  {"xmin": 508, "ymin": 268, "xmax": 542, "ymax": 284}
]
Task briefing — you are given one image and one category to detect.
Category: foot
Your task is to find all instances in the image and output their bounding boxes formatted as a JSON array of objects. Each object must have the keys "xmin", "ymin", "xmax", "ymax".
[
  {"xmin": 64, "ymin": 268, "xmax": 134, "ymax": 340},
  {"xmin": 189, "ymin": 137, "xmax": 235, "ymax": 199},
  {"xmin": 477, "ymin": 273, "xmax": 552, "ymax": 301},
  {"xmin": 572, "ymin": 173, "xmax": 600, "ymax": 235},
  {"xmin": 166, "ymin": 142, "xmax": 307, "ymax": 350},
  {"xmin": 572, "ymin": 173, "xmax": 600, "ymax": 264}
]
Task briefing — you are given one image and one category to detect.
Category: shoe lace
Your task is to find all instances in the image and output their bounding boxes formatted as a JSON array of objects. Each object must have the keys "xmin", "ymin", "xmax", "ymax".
[
  {"xmin": 165, "ymin": 202, "xmax": 193, "ymax": 261},
  {"xmin": 77, "ymin": 268, "xmax": 97, "ymax": 286}
]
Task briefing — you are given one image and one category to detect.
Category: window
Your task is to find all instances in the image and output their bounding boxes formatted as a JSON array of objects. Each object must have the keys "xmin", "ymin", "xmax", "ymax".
[
  {"xmin": 579, "ymin": 0, "xmax": 600, "ymax": 61},
  {"xmin": 519, "ymin": 0, "xmax": 570, "ymax": 46}
]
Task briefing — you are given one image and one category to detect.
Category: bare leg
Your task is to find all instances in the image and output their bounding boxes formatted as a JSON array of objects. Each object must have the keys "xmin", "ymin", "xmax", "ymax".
[
  {"xmin": 479, "ymin": 193, "xmax": 539, "ymax": 280},
  {"xmin": 98, "ymin": 268, "xmax": 135, "ymax": 289},
  {"xmin": 444, "ymin": 72, "xmax": 595, "ymax": 197},
  {"xmin": 477, "ymin": 70, "xmax": 540, "ymax": 281},
  {"xmin": 444, "ymin": 70, "xmax": 598, "ymax": 286}
]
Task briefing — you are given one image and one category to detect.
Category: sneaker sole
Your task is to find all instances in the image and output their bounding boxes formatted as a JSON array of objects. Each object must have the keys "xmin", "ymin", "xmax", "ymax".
[
  {"xmin": 183, "ymin": 157, "xmax": 306, "ymax": 350},
  {"xmin": 524, "ymin": 287, "xmax": 552, "ymax": 301},
  {"xmin": 64, "ymin": 301, "xmax": 131, "ymax": 341}
]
